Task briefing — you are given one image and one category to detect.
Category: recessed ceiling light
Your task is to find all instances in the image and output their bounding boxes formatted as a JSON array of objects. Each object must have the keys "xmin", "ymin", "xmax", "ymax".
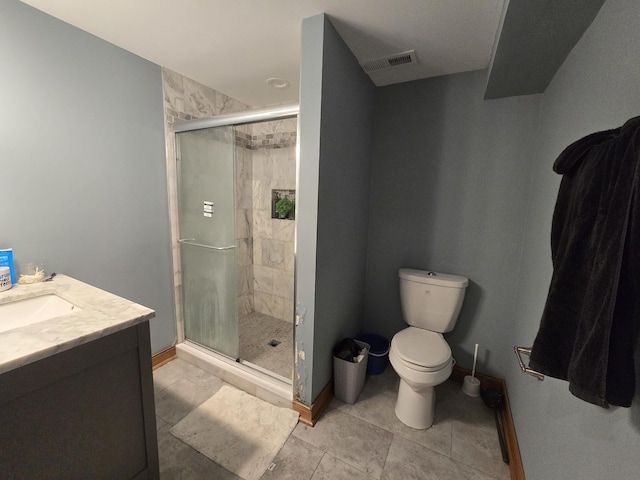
[{"xmin": 266, "ymin": 77, "xmax": 290, "ymax": 89}]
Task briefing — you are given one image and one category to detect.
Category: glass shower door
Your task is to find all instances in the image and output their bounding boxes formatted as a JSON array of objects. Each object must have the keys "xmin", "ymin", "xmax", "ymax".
[{"xmin": 176, "ymin": 127, "xmax": 238, "ymax": 359}]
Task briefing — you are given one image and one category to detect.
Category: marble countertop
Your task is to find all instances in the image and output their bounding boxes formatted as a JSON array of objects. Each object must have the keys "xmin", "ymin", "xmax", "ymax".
[{"xmin": 0, "ymin": 274, "xmax": 155, "ymax": 374}]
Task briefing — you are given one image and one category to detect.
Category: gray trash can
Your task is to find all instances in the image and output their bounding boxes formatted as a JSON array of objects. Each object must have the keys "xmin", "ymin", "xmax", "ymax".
[{"xmin": 333, "ymin": 339, "xmax": 369, "ymax": 404}]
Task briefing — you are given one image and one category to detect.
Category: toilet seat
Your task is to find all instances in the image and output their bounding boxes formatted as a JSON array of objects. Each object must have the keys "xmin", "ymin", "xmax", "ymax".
[{"xmin": 391, "ymin": 327, "xmax": 451, "ymax": 372}]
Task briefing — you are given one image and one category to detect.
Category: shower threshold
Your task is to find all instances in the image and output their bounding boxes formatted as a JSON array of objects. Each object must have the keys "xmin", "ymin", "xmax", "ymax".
[{"xmin": 176, "ymin": 341, "xmax": 293, "ymax": 409}]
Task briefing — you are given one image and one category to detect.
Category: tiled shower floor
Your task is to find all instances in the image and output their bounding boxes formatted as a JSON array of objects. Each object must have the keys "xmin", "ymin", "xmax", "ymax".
[
  {"xmin": 154, "ymin": 358, "xmax": 511, "ymax": 480},
  {"xmin": 238, "ymin": 311, "xmax": 293, "ymax": 380}
]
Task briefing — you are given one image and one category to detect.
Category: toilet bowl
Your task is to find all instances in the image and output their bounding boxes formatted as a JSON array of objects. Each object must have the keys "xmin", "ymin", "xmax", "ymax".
[
  {"xmin": 389, "ymin": 327, "xmax": 453, "ymax": 428},
  {"xmin": 390, "ymin": 268, "xmax": 468, "ymax": 429}
]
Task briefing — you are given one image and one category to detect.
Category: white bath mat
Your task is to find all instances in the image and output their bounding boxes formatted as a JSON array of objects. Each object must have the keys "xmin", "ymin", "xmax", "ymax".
[{"xmin": 170, "ymin": 385, "xmax": 299, "ymax": 480}]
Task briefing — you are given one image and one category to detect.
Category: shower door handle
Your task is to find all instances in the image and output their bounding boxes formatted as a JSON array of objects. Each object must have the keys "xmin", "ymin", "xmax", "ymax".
[{"xmin": 178, "ymin": 239, "xmax": 236, "ymax": 251}]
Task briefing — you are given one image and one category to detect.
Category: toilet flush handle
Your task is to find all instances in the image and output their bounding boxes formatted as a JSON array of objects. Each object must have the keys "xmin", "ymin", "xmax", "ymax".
[{"xmin": 427, "ymin": 271, "xmax": 436, "ymax": 276}]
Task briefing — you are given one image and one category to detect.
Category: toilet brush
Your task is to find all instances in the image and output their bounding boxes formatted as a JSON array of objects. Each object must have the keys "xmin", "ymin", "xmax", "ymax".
[
  {"xmin": 471, "ymin": 343, "xmax": 478, "ymax": 379},
  {"xmin": 462, "ymin": 343, "xmax": 481, "ymax": 397}
]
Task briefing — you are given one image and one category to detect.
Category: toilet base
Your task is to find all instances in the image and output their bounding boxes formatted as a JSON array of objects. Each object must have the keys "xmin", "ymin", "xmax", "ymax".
[{"xmin": 394, "ymin": 379, "xmax": 436, "ymax": 429}]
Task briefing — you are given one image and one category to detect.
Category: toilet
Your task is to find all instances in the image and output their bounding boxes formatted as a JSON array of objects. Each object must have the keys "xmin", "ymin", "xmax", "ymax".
[{"xmin": 389, "ymin": 268, "xmax": 468, "ymax": 429}]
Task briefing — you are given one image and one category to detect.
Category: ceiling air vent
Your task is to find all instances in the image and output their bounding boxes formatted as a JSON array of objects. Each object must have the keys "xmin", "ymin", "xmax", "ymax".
[{"xmin": 361, "ymin": 50, "xmax": 418, "ymax": 74}]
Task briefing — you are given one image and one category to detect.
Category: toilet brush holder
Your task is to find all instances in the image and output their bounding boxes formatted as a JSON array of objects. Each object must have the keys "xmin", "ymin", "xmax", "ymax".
[{"xmin": 462, "ymin": 375, "xmax": 481, "ymax": 397}]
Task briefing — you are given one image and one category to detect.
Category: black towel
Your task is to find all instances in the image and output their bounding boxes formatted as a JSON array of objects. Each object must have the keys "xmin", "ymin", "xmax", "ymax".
[{"xmin": 529, "ymin": 116, "xmax": 640, "ymax": 408}]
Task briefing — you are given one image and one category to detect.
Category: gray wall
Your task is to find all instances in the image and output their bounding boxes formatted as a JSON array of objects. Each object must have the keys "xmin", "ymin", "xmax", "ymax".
[
  {"xmin": 365, "ymin": 71, "xmax": 541, "ymax": 375},
  {"xmin": 509, "ymin": 0, "xmax": 640, "ymax": 477},
  {"xmin": 0, "ymin": 0, "xmax": 175, "ymax": 353},
  {"xmin": 297, "ymin": 14, "xmax": 375, "ymax": 404}
]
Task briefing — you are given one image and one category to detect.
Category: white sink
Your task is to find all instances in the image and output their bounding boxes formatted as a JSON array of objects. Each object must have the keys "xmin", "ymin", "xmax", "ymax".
[{"xmin": 0, "ymin": 294, "xmax": 81, "ymax": 333}]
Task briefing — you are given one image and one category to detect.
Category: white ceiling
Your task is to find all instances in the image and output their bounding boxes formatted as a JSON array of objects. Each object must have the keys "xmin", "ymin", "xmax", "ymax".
[{"xmin": 21, "ymin": 0, "xmax": 505, "ymax": 108}]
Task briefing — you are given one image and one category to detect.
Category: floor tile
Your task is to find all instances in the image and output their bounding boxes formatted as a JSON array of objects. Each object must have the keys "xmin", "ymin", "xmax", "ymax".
[
  {"xmin": 153, "ymin": 358, "xmax": 188, "ymax": 394},
  {"xmin": 311, "ymin": 454, "xmax": 376, "ymax": 480},
  {"xmin": 156, "ymin": 415, "xmax": 170, "ymax": 434},
  {"xmin": 361, "ymin": 367, "xmax": 400, "ymax": 394},
  {"xmin": 158, "ymin": 427, "xmax": 242, "ymax": 480},
  {"xmin": 292, "ymin": 406, "xmax": 393, "ymax": 479},
  {"xmin": 444, "ymin": 383, "xmax": 494, "ymax": 426},
  {"xmin": 332, "ymin": 373, "xmax": 454, "ymax": 456},
  {"xmin": 456, "ymin": 461, "xmax": 505, "ymax": 480},
  {"xmin": 154, "ymin": 358, "xmax": 512, "ymax": 480},
  {"xmin": 451, "ymin": 416, "xmax": 510, "ymax": 480},
  {"xmin": 170, "ymin": 385, "xmax": 298, "ymax": 480},
  {"xmin": 154, "ymin": 377, "xmax": 221, "ymax": 425},
  {"xmin": 154, "ymin": 357, "xmax": 223, "ymax": 394},
  {"xmin": 260, "ymin": 436, "xmax": 324, "ymax": 480},
  {"xmin": 382, "ymin": 434, "xmax": 459, "ymax": 479},
  {"xmin": 178, "ymin": 358, "xmax": 229, "ymax": 389}
]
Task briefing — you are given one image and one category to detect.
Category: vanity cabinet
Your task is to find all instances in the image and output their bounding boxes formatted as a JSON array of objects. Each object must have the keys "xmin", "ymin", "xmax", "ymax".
[{"xmin": 0, "ymin": 321, "xmax": 159, "ymax": 479}]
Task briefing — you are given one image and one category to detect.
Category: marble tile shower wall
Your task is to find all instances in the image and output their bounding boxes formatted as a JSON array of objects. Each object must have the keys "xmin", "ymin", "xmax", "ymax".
[
  {"xmin": 235, "ymin": 137, "xmax": 254, "ymax": 317},
  {"xmin": 161, "ymin": 68, "xmax": 296, "ymax": 328},
  {"xmin": 250, "ymin": 118, "xmax": 297, "ymax": 323}
]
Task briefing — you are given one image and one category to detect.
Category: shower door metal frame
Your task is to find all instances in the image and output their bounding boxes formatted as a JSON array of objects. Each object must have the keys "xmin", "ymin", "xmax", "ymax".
[
  {"xmin": 173, "ymin": 104, "xmax": 299, "ymax": 133},
  {"xmin": 169, "ymin": 104, "xmax": 300, "ymax": 376}
]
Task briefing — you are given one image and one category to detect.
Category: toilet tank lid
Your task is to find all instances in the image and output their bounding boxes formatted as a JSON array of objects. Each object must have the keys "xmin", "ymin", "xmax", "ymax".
[{"xmin": 399, "ymin": 268, "xmax": 468, "ymax": 288}]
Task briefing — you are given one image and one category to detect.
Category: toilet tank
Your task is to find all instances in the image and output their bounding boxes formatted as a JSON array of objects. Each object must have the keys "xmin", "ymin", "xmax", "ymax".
[{"xmin": 399, "ymin": 268, "xmax": 468, "ymax": 333}]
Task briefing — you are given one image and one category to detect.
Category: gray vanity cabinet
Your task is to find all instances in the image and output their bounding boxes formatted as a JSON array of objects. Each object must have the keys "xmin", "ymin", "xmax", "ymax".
[{"xmin": 0, "ymin": 322, "xmax": 159, "ymax": 479}]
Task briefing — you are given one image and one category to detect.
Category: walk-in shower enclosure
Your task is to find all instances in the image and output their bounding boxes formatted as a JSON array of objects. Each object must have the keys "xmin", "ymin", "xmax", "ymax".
[{"xmin": 173, "ymin": 105, "xmax": 298, "ymax": 384}]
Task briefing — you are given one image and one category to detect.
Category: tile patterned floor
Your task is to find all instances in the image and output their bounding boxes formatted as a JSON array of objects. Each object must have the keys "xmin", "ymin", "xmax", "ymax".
[
  {"xmin": 154, "ymin": 358, "xmax": 511, "ymax": 480},
  {"xmin": 238, "ymin": 312, "xmax": 293, "ymax": 379}
]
